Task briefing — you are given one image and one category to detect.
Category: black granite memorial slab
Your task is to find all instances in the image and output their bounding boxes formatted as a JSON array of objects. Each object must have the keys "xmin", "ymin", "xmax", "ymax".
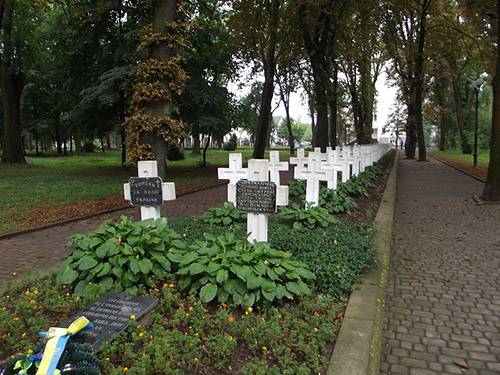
[
  {"xmin": 236, "ymin": 180, "xmax": 277, "ymax": 214},
  {"xmin": 129, "ymin": 177, "xmax": 163, "ymax": 206},
  {"xmin": 63, "ymin": 293, "xmax": 158, "ymax": 350}
]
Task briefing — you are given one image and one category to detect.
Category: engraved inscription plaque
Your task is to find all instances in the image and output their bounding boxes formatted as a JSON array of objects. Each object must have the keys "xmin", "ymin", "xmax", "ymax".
[
  {"xmin": 129, "ymin": 177, "xmax": 163, "ymax": 206},
  {"xmin": 236, "ymin": 180, "xmax": 277, "ymax": 214},
  {"xmin": 62, "ymin": 293, "xmax": 158, "ymax": 350}
]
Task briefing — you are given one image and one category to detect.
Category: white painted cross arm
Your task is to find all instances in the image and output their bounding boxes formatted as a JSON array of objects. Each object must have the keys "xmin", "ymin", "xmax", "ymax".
[
  {"xmin": 296, "ymin": 152, "xmax": 333, "ymax": 207},
  {"xmin": 290, "ymin": 148, "xmax": 308, "ymax": 179},
  {"xmin": 268, "ymin": 150, "xmax": 289, "ymax": 185},
  {"xmin": 218, "ymin": 153, "xmax": 247, "ymax": 204}
]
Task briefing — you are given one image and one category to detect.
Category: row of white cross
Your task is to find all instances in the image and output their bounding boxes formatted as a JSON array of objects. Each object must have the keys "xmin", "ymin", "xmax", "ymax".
[
  {"xmin": 123, "ymin": 144, "xmax": 391, "ymax": 243},
  {"xmin": 218, "ymin": 145, "xmax": 391, "ymax": 208}
]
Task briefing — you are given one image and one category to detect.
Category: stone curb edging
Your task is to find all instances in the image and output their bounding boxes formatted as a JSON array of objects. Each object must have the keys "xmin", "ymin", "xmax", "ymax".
[{"xmin": 327, "ymin": 151, "xmax": 398, "ymax": 375}]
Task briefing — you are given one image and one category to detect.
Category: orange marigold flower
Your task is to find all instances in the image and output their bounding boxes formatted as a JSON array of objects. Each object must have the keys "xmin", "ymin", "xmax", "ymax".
[
  {"xmin": 262, "ymin": 346, "xmax": 267, "ymax": 351},
  {"xmin": 130, "ymin": 315, "xmax": 136, "ymax": 320},
  {"xmin": 29, "ymin": 300, "xmax": 35, "ymax": 304},
  {"xmin": 227, "ymin": 317, "xmax": 234, "ymax": 323},
  {"xmin": 13, "ymin": 317, "xmax": 19, "ymax": 321},
  {"xmin": 228, "ymin": 336, "xmax": 233, "ymax": 341},
  {"xmin": 33, "ymin": 290, "xmax": 39, "ymax": 295},
  {"xmin": 24, "ymin": 291, "xmax": 30, "ymax": 295},
  {"xmin": 188, "ymin": 306, "xmax": 194, "ymax": 311},
  {"xmin": 123, "ymin": 367, "xmax": 128, "ymax": 371},
  {"xmin": 139, "ymin": 332, "xmax": 144, "ymax": 337}
]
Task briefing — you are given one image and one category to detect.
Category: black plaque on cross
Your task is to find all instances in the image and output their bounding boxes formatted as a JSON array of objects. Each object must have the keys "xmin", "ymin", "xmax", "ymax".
[
  {"xmin": 236, "ymin": 180, "xmax": 277, "ymax": 214},
  {"xmin": 62, "ymin": 293, "xmax": 158, "ymax": 350},
  {"xmin": 128, "ymin": 177, "xmax": 163, "ymax": 206}
]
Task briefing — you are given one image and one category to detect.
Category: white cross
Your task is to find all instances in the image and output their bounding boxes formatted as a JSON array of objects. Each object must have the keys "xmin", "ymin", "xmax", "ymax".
[
  {"xmin": 343, "ymin": 147, "xmax": 360, "ymax": 177},
  {"xmin": 218, "ymin": 153, "xmax": 247, "ymax": 204},
  {"xmin": 321, "ymin": 149, "xmax": 347, "ymax": 190},
  {"xmin": 314, "ymin": 147, "xmax": 328, "ymax": 161},
  {"xmin": 268, "ymin": 151, "xmax": 289, "ymax": 185},
  {"xmin": 290, "ymin": 148, "xmax": 308, "ymax": 179},
  {"xmin": 123, "ymin": 160, "xmax": 176, "ymax": 221},
  {"xmin": 243, "ymin": 159, "xmax": 289, "ymax": 243},
  {"xmin": 296, "ymin": 152, "xmax": 333, "ymax": 207}
]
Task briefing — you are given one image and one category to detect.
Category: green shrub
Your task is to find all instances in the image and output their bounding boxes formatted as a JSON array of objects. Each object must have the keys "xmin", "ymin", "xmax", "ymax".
[
  {"xmin": 176, "ymin": 232, "xmax": 315, "ymax": 306},
  {"xmin": 57, "ymin": 216, "xmax": 186, "ymax": 296},
  {"xmin": 223, "ymin": 133, "xmax": 238, "ymax": 151},
  {"xmin": 198, "ymin": 202, "xmax": 247, "ymax": 226},
  {"xmin": 167, "ymin": 143, "xmax": 185, "ymax": 161},
  {"xmin": 278, "ymin": 202, "xmax": 339, "ymax": 229}
]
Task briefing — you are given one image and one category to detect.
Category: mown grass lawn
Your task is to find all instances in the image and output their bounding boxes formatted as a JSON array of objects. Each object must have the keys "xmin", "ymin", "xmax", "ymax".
[
  {"xmin": 0, "ymin": 148, "xmax": 295, "ymax": 234},
  {"xmin": 428, "ymin": 148, "xmax": 490, "ymax": 166}
]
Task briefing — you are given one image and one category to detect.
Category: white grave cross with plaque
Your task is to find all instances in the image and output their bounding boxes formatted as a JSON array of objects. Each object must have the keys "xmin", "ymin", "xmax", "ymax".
[
  {"xmin": 123, "ymin": 160, "xmax": 176, "ymax": 221},
  {"xmin": 268, "ymin": 151, "xmax": 289, "ymax": 185},
  {"xmin": 297, "ymin": 152, "xmax": 333, "ymax": 207},
  {"xmin": 237, "ymin": 159, "xmax": 289, "ymax": 243},
  {"xmin": 218, "ymin": 153, "xmax": 248, "ymax": 204}
]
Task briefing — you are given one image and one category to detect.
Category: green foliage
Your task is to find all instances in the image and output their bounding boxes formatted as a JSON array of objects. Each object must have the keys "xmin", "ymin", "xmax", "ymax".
[
  {"xmin": 198, "ymin": 202, "xmax": 246, "ymax": 226},
  {"xmin": 287, "ymin": 179, "xmax": 306, "ymax": 197},
  {"xmin": 269, "ymin": 220, "xmax": 374, "ymax": 299},
  {"xmin": 319, "ymin": 186, "xmax": 358, "ymax": 214},
  {"xmin": 57, "ymin": 216, "xmax": 186, "ymax": 296},
  {"xmin": 278, "ymin": 203, "xmax": 339, "ymax": 229},
  {"xmin": 176, "ymin": 232, "xmax": 315, "ymax": 306},
  {"xmin": 167, "ymin": 143, "xmax": 185, "ymax": 161}
]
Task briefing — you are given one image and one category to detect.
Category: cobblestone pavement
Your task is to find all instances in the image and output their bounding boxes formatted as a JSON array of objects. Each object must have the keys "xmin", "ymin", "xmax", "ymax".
[{"xmin": 379, "ymin": 157, "xmax": 500, "ymax": 375}]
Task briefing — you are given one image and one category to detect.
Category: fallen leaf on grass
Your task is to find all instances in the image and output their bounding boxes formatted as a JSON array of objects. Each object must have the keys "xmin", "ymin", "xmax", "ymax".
[
  {"xmin": 335, "ymin": 311, "xmax": 344, "ymax": 323},
  {"xmin": 453, "ymin": 361, "xmax": 469, "ymax": 370}
]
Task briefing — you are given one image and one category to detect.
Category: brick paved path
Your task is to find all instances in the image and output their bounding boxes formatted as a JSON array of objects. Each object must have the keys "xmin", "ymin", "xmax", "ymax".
[
  {"xmin": 379, "ymin": 157, "xmax": 500, "ymax": 375},
  {"xmin": 0, "ymin": 184, "xmax": 228, "ymax": 284},
  {"xmin": 0, "ymin": 170, "xmax": 294, "ymax": 285}
]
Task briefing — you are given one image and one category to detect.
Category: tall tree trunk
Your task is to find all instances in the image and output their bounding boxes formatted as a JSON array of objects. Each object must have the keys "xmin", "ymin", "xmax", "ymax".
[
  {"xmin": 75, "ymin": 129, "xmax": 82, "ymax": 154},
  {"xmin": 448, "ymin": 59, "xmax": 472, "ymax": 154},
  {"xmin": 329, "ymin": 67, "xmax": 338, "ymax": 148},
  {"xmin": 253, "ymin": 0, "xmax": 280, "ymax": 159},
  {"xmin": 406, "ymin": 89, "xmax": 418, "ymax": 159},
  {"xmin": 137, "ymin": 0, "xmax": 178, "ymax": 179},
  {"xmin": 253, "ymin": 58, "xmax": 275, "ymax": 159},
  {"xmin": 192, "ymin": 131, "xmax": 201, "ymax": 155},
  {"xmin": 298, "ymin": 4, "xmax": 331, "ymax": 152},
  {"xmin": 415, "ymin": 5, "xmax": 427, "ymax": 162},
  {"xmin": 55, "ymin": 117, "xmax": 63, "ymax": 154},
  {"xmin": 481, "ymin": 0, "xmax": 500, "ymax": 201},
  {"xmin": 1, "ymin": 70, "xmax": 25, "ymax": 164},
  {"xmin": 119, "ymin": 89, "xmax": 127, "ymax": 165}
]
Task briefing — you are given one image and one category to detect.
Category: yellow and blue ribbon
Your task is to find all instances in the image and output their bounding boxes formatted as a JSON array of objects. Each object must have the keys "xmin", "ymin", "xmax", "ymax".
[{"xmin": 35, "ymin": 316, "xmax": 94, "ymax": 375}]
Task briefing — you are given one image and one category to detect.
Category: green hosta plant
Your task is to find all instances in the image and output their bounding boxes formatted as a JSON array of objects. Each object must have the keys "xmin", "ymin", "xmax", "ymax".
[
  {"xmin": 287, "ymin": 179, "xmax": 306, "ymax": 197},
  {"xmin": 198, "ymin": 202, "xmax": 246, "ymax": 226},
  {"xmin": 278, "ymin": 202, "xmax": 339, "ymax": 229},
  {"xmin": 177, "ymin": 232, "xmax": 315, "ymax": 306},
  {"xmin": 319, "ymin": 188, "xmax": 358, "ymax": 214},
  {"xmin": 57, "ymin": 216, "xmax": 187, "ymax": 296}
]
